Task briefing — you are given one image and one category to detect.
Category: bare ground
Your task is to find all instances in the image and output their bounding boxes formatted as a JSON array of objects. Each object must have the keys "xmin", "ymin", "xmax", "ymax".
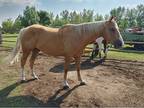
[
  {"xmin": 24, "ymin": 55, "xmax": 144, "ymax": 107},
  {"xmin": 0, "ymin": 49, "xmax": 144, "ymax": 107}
]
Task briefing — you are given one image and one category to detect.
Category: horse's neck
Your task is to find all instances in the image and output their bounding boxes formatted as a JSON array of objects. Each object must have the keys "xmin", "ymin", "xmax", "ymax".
[{"xmin": 81, "ymin": 22, "xmax": 105, "ymax": 45}]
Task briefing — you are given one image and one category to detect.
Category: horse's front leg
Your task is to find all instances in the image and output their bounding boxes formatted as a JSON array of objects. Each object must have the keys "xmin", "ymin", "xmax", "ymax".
[
  {"xmin": 103, "ymin": 44, "xmax": 108, "ymax": 58},
  {"xmin": 74, "ymin": 56, "xmax": 86, "ymax": 85},
  {"xmin": 98, "ymin": 42, "xmax": 103, "ymax": 58},
  {"xmin": 63, "ymin": 57, "xmax": 70, "ymax": 89},
  {"xmin": 98, "ymin": 49, "xmax": 102, "ymax": 58},
  {"xmin": 103, "ymin": 41, "xmax": 108, "ymax": 58},
  {"xmin": 104, "ymin": 48, "xmax": 108, "ymax": 58}
]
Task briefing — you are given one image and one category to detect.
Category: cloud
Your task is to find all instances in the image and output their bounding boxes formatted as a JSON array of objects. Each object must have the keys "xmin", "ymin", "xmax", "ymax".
[
  {"xmin": 0, "ymin": 0, "xmax": 37, "ymax": 7},
  {"xmin": 123, "ymin": 4, "xmax": 138, "ymax": 9}
]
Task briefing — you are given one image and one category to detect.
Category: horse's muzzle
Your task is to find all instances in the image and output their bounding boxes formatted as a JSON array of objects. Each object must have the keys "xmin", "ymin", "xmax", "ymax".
[{"xmin": 114, "ymin": 39, "xmax": 124, "ymax": 49}]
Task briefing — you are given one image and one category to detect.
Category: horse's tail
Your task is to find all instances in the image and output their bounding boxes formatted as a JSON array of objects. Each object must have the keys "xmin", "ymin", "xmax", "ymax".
[{"xmin": 10, "ymin": 28, "xmax": 26, "ymax": 65}]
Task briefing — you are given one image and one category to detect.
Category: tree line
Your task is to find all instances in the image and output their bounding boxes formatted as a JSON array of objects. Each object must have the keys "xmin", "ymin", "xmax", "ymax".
[{"xmin": 1, "ymin": 4, "xmax": 144, "ymax": 33}]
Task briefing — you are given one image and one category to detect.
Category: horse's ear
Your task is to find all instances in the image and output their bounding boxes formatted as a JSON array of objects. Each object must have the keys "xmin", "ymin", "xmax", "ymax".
[{"xmin": 108, "ymin": 16, "xmax": 116, "ymax": 22}]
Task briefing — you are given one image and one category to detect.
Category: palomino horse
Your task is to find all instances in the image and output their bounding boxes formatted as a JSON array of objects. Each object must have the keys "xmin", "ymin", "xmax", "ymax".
[{"xmin": 10, "ymin": 16, "xmax": 124, "ymax": 88}]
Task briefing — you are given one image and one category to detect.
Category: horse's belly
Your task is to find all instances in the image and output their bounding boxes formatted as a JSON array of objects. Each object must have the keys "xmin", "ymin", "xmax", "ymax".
[
  {"xmin": 43, "ymin": 50, "xmax": 64, "ymax": 56},
  {"xmin": 37, "ymin": 46, "xmax": 65, "ymax": 56}
]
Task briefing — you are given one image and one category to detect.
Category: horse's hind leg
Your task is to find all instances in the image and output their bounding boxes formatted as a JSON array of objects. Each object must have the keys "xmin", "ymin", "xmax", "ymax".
[
  {"xmin": 29, "ymin": 48, "xmax": 40, "ymax": 79},
  {"xmin": 20, "ymin": 51, "xmax": 30, "ymax": 81},
  {"xmin": 63, "ymin": 57, "xmax": 70, "ymax": 89}
]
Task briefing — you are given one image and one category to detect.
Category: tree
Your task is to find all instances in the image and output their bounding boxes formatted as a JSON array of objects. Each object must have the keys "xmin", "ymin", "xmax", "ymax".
[
  {"xmin": 119, "ymin": 18, "xmax": 129, "ymax": 31},
  {"xmin": 48, "ymin": 12, "xmax": 54, "ymax": 26},
  {"xmin": 2, "ymin": 19, "xmax": 14, "ymax": 33},
  {"xmin": 95, "ymin": 13, "xmax": 104, "ymax": 21},
  {"xmin": 13, "ymin": 15, "xmax": 23, "ymax": 33},
  {"xmin": 69, "ymin": 11, "xmax": 81, "ymax": 24},
  {"xmin": 38, "ymin": 10, "xmax": 51, "ymax": 26},
  {"xmin": 81, "ymin": 9, "xmax": 94, "ymax": 22},
  {"xmin": 104, "ymin": 14, "xmax": 110, "ymax": 20},
  {"xmin": 60, "ymin": 10, "xmax": 69, "ymax": 24},
  {"xmin": 21, "ymin": 6, "xmax": 40, "ymax": 27},
  {"xmin": 136, "ymin": 4, "xmax": 144, "ymax": 27},
  {"xmin": 110, "ymin": 7, "xmax": 125, "ymax": 26},
  {"xmin": 52, "ymin": 15, "xmax": 63, "ymax": 27},
  {"xmin": 126, "ymin": 8, "xmax": 137, "ymax": 27}
]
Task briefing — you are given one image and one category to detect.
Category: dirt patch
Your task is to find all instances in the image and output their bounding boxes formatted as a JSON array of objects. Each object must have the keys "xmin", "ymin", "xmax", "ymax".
[
  {"xmin": 22, "ymin": 55, "xmax": 144, "ymax": 107},
  {"xmin": 0, "ymin": 48, "xmax": 144, "ymax": 107}
]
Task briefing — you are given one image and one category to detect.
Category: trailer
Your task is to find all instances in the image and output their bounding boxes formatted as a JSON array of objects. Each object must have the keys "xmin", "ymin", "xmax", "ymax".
[{"xmin": 121, "ymin": 30, "xmax": 144, "ymax": 50}]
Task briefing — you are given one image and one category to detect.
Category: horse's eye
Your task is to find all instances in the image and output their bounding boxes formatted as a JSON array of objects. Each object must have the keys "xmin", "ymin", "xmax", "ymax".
[{"xmin": 109, "ymin": 28, "xmax": 115, "ymax": 32}]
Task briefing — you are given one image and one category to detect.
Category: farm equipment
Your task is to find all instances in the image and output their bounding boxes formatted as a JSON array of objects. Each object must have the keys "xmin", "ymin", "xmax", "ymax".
[{"xmin": 121, "ymin": 27, "xmax": 144, "ymax": 50}]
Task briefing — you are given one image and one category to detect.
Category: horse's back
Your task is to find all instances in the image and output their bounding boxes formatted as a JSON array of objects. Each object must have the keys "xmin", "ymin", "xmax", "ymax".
[
  {"xmin": 27, "ymin": 24, "xmax": 59, "ymax": 33},
  {"xmin": 21, "ymin": 24, "xmax": 59, "ymax": 41}
]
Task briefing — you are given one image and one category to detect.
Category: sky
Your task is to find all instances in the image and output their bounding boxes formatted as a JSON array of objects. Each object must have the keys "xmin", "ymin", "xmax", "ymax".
[{"xmin": 0, "ymin": 0, "xmax": 144, "ymax": 26}]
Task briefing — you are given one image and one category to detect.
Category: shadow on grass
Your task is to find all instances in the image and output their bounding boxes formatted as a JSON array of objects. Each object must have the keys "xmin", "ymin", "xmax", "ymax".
[
  {"xmin": 43, "ymin": 84, "xmax": 84, "ymax": 107},
  {"xmin": 0, "ymin": 81, "xmax": 85, "ymax": 107},
  {"xmin": 0, "ymin": 79, "xmax": 41, "ymax": 107},
  {"xmin": 49, "ymin": 58, "xmax": 105, "ymax": 73}
]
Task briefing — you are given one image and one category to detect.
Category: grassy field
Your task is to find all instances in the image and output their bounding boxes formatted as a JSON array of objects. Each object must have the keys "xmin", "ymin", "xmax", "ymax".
[
  {"xmin": 108, "ymin": 50, "xmax": 144, "ymax": 61},
  {"xmin": 1, "ymin": 34, "xmax": 17, "ymax": 48}
]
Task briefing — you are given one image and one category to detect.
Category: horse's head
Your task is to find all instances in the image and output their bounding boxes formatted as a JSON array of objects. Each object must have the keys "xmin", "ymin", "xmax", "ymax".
[{"xmin": 103, "ymin": 16, "xmax": 124, "ymax": 48}]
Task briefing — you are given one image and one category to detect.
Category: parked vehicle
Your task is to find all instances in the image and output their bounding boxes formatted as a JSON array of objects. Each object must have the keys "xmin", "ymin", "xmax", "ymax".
[{"xmin": 122, "ymin": 27, "xmax": 144, "ymax": 50}]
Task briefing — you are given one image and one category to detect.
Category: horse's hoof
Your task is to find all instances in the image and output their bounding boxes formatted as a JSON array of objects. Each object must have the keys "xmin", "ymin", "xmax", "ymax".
[
  {"xmin": 80, "ymin": 81, "xmax": 86, "ymax": 86},
  {"xmin": 33, "ymin": 77, "xmax": 39, "ymax": 80},
  {"xmin": 20, "ymin": 80, "xmax": 26, "ymax": 83},
  {"xmin": 35, "ymin": 78, "xmax": 39, "ymax": 80},
  {"xmin": 63, "ymin": 85, "xmax": 70, "ymax": 90},
  {"xmin": 32, "ymin": 74, "xmax": 39, "ymax": 80}
]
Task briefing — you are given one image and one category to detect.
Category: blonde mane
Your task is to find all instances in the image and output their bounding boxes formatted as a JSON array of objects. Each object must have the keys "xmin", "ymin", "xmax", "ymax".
[{"xmin": 60, "ymin": 21, "xmax": 105, "ymax": 37}]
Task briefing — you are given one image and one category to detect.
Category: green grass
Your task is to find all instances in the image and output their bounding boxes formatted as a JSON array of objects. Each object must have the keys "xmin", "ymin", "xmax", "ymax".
[
  {"xmin": 1, "ymin": 34, "xmax": 17, "ymax": 48},
  {"xmin": 3, "ymin": 34, "xmax": 18, "ymax": 37},
  {"xmin": 3, "ymin": 37, "xmax": 17, "ymax": 41},
  {"xmin": 87, "ymin": 44, "xmax": 144, "ymax": 61},
  {"xmin": 0, "ymin": 52, "xmax": 26, "ymax": 107},
  {"xmin": 0, "ymin": 54, "xmax": 41, "ymax": 107},
  {"xmin": 107, "ymin": 50, "xmax": 144, "ymax": 61},
  {"xmin": 2, "ymin": 42, "xmax": 16, "ymax": 48}
]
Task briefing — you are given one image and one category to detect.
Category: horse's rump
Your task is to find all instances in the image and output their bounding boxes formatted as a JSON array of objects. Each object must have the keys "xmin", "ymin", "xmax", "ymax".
[{"xmin": 20, "ymin": 25, "xmax": 66, "ymax": 56}]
